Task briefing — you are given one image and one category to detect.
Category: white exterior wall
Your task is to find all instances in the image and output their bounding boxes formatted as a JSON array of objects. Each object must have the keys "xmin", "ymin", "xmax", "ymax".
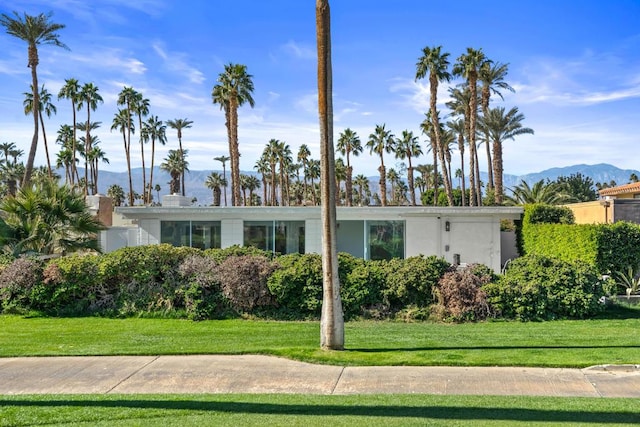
[
  {"xmin": 221, "ymin": 219, "xmax": 243, "ymax": 247},
  {"xmin": 405, "ymin": 217, "xmax": 441, "ymax": 259},
  {"xmin": 138, "ymin": 219, "xmax": 160, "ymax": 245},
  {"xmin": 305, "ymin": 219, "xmax": 322, "ymax": 254}
]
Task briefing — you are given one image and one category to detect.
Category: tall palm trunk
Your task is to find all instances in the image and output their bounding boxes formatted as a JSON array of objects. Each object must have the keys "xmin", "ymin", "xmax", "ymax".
[
  {"xmin": 125, "ymin": 107, "xmax": 134, "ymax": 206},
  {"xmin": 468, "ymin": 77, "xmax": 479, "ymax": 206},
  {"xmin": 229, "ymin": 97, "xmax": 241, "ymax": 206},
  {"xmin": 431, "ymin": 144, "xmax": 438, "ymax": 206},
  {"xmin": 430, "ymin": 75, "xmax": 454, "ymax": 206},
  {"xmin": 149, "ymin": 138, "xmax": 156, "ymax": 204},
  {"xmin": 481, "ymin": 87, "xmax": 494, "ymax": 195},
  {"xmin": 407, "ymin": 160, "xmax": 416, "ymax": 206},
  {"xmin": 23, "ymin": 44, "xmax": 40, "ymax": 188},
  {"xmin": 345, "ymin": 164, "xmax": 353, "ymax": 206},
  {"xmin": 138, "ymin": 114, "xmax": 146, "ymax": 203},
  {"xmin": 458, "ymin": 133, "xmax": 466, "ymax": 206},
  {"xmin": 378, "ymin": 163, "xmax": 387, "ymax": 206},
  {"xmin": 37, "ymin": 109, "xmax": 52, "ymax": 177},
  {"xmin": 317, "ymin": 0, "xmax": 343, "ymax": 350}
]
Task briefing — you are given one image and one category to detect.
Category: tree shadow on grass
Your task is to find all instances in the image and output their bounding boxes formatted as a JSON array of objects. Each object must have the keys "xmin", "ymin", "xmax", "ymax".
[
  {"xmin": 0, "ymin": 399, "xmax": 638, "ymax": 424},
  {"xmin": 596, "ymin": 303, "xmax": 640, "ymax": 319}
]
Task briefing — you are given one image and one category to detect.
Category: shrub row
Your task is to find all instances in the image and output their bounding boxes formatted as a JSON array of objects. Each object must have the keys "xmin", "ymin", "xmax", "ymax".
[
  {"xmin": 519, "ymin": 204, "xmax": 640, "ymax": 275},
  {"xmin": 0, "ymin": 245, "xmax": 607, "ymax": 322}
]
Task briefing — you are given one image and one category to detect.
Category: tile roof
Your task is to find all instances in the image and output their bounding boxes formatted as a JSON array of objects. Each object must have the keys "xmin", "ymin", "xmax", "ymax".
[{"xmin": 599, "ymin": 182, "xmax": 640, "ymax": 196}]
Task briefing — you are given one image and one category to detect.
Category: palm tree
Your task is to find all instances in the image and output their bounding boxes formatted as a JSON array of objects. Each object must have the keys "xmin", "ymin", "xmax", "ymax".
[
  {"xmin": 0, "ymin": 181, "xmax": 104, "ymax": 256},
  {"xmin": 336, "ymin": 128, "xmax": 362, "ymax": 206},
  {"xmin": 213, "ymin": 155, "xmax": 230, "ymax": 206},
  {"xmin": 415, "ymin": 45, "xmax": 454, "ymax": 206},
  {"xmin": 386, "ymin": 167, "xmax": 400, "ymax": 205},
  {"xmin": 111, "ymin": 108, "xmax": 135, "ymax": 203},
  {"xmin": 479, "ymin": 106, "xmax": 534, "ymax": 204},
  {"xmin": 366, "ymin": 124, "xmax": 395, "ymax": 206},
  {"xmin": 116, "ymin": 87, "xmax": 138, "ymax": 205},
  {"xmin": 1, "ymin": 11, "xmax": 67, "ymax": 187},
  {"xmin": 205, "ymin": 171, "xmax": 225, "ymax": 206},
  {"xmin": 76, "ymin": 121, "xmax": 101, "ymax": 194},
  {"xmin": 254, "ymin": 155, "xmax": 270, "ymax": 206},
  {"xmin": 243, "ymin": 174, "xmax": 261, "ymax": 206},
  {"xmin": 479, "ymin": 61, "xmax": 514, "ymax": 192},
  {"xmin": 132, "ymin": 92, "xmax": 150, "ymax": 198},
  {"xmin": 395, "ymin": 130, "xmax": 422, "ymax": 205},
  {"xmin": 297, "ymin": 144, "xmax": 311, "ymax": 201},
  {"xmin": 263, "ymin": 139, "xmax": 279, "ymax": 205},
  {"xmin": 334, "ymin": 157, "xmax": 347, "ymax": 205},
  {"xmin": 141, "ymin": 115, "xmax": 166, "ymax": 204},
  {"xmin": 77, "ymin": 82, "xmax": 103, "ymax": 195},
  {"xmin": 57, "ymin": 78, "xmax": 81, "ymax": 185},
  {"xmin": 307, "ymin": 159, "xmax": 321, "ymax": 205},
  {"xmin": 276, "ymin": 141, "xmax": 293, "ymax": 206},
  {"xmin": 86, "ymin": 143, "xmax": 108, "ymax": 194},
  {"xmin": 212, "ymin": 63, "xmax": 255, "ymax": 206},
  {"xmin": 420, "ymin": 113, "xmax": 440, "ymax": 205},
  {"xmin": 317, "ymin": 0, "xmax": 343, "ymax": 350},
  {"xmin": 23, "ymin": 84, "xmax": 56, "ymax": 177},
  {"xmin": 505, "ymin": 179, "xmax": 571, "ymax": 205},
  {"xmin": 166, "ymin": 118, "xmax": 193, "ymax": 196},
  {"xmin": 107, "ymin": 184, "xmax": 125, "ymax": 207},
  {"xmin": 453, "ymin": 47, "xmax": 487, "ymax": 206},
  {"xmin": 353, "ymin": 174, "xmax": 369, "ymax": 206},
  {"xmin": 447, "ymin": 118, "xmax": 467, "ymax": 206},
  {"xmin": 161, "ymin": 149, "xmax": 189, "ymax": 196}
]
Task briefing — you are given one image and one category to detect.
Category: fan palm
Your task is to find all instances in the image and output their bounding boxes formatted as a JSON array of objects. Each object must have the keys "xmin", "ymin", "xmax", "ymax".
[
  {"xmin": 395, "ymin": 130, "xmax": 422, "ymax": 206},
  {"xmin": 116, "ymin": 87, "xmax": 138, "ymax": 205},
  {"xmin": 161, "ymin": 149, "xmax": 189, "ymax": 196},
  {"xmin": 23, "ymin": 84, "xmax": 56, "ymax": 177},
  {"xmin": 1, "ymin": 11, "xmax": 67, "ymax": 187},
  {"xmin": 366, "ymin": 124, "xmax": 394, "ymax": 206},
  {"xmin": 111, "ymin": 107, "xmax": 135, "ymax": 204},
  {"xmin": 336, "ymin": 128, "xmax": 362, "ymax": 206},
  {"xmin": 415, "ymin": 45, "xmax": 454, "ymax": 205},
  {"xmin": 0, "ymin": 181, "xmax": 104, "ymax": 256},
  {"xmin": 166, "ymin": 118, "xmax": 193, "ymax": 196},
  {"xmin": 453, "ymin": 47, "xmax": 487, "ymax": 206},
  {"xmin": 479, "ymin": 106, "xmax": 534, "ymax": 204},
  {"xmin": 77, "ymin": 82, "xmax": 103, "ymax": 195},
  {"xmin": 214, "ymin": 155, "xmax": 231, "ymax": 206},
  {"xmin": 57, "ymin": 78, "xmax": 81, "ymax": 185},
  {"xmin": 212, "ymin": 63, "xmax": 255, "ymax": 206},
  {"xmin": 141, "ymin": 115, "xmax": 166, "ymax": 204},
  {"xmin": 479, "ymin": 61, "xmax": 514, "ymax": 192},
  {"xmin": 205, "ymin": 171, "xmax": 226, "ymax": 206},
  {"xmin": 504, "ymin": 179, "xmax": 571, "ymax": 205}
]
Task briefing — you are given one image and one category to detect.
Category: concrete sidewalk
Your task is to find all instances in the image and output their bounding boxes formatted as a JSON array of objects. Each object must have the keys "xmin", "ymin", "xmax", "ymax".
[{"xmin": 0, "ymin": 355, "xmax": 638, "ymax": 397}]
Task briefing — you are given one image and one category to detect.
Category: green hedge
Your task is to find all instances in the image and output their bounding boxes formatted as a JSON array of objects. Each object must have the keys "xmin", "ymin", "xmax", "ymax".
[{"xmin": 520, "ymin": 204, "xmax": 640, "ymax": 274}]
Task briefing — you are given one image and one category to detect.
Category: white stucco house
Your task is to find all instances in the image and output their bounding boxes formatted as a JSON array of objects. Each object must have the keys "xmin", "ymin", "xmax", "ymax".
[{"xmin": 103, "ymin": 195, "xmax": 522, "ymax": 272}]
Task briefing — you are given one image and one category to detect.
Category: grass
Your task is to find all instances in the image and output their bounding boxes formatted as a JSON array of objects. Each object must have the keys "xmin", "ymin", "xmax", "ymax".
[
  {"xmin": 1, "ymin": 394, "xmax": 639, "ymax": 426},
  {"xmin": 1, "ymin": 304, "xmax": 639, "ymax": 367}
]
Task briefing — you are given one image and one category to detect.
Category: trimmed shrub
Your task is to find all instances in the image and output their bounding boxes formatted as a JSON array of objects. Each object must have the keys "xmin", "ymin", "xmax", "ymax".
[
  {"xmin": 0, "ymin": 257, "xmax": 44, "ymax": 313},
  {"xmin": 484, "ymin": 254, "xmax": 605, "ymax": 321},
  {"xmin": 217, "ymin": 255, "xmax": 277, "ymax": 312},
  {"xmin": 382, "ymin": 255, "xmax": 450, "ymax": 310},
  {"xmin": 204, "ymin": 245, "xmax": 273, "ymax": 264},
  {"xmin": 432, "ymin": 265, "xmax": 494, "ymax": 322}
]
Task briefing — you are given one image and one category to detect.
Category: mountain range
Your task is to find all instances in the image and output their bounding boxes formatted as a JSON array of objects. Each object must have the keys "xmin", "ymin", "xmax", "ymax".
[{"xmin": 93, "ymin": 163, "xmax": 640, "ymax": 206}]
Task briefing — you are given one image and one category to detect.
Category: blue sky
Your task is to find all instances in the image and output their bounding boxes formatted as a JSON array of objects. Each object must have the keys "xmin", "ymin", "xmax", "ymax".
[{"xmin": 1, "ymin": 0, "xmax": 639, "ymax": 180}]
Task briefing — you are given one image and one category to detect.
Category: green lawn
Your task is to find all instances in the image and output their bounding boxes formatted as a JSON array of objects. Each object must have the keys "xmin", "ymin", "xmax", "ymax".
[
  {"xmin": 1, "ymin": 305, "xmax": 639, "ymax": 367},
  {"xmin": 1, "ymin": 394, "xmax": 639, "ymax": 426}
]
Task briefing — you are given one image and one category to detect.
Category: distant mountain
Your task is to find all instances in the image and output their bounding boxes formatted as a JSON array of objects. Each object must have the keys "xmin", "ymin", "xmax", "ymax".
[
  {"xmin": 500, "ymin": 163, "xmax": 640, "ymax": 190},
  {"xmin": 91, "ymin": 163, "xmax": 640, "ymax": 206}
]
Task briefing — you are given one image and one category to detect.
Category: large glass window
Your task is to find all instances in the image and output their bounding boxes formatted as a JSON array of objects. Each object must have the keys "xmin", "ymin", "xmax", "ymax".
[
  {"xmin": 366, "ymin": 220, "xmax": 404, "ymax": 260},
  {"xmin": 244, "ymin": 220, "xmax": 305, "ymax": 254},
  {"xmin": 161, "ymin": 220, "xmax": 221, "ymax": 249}
]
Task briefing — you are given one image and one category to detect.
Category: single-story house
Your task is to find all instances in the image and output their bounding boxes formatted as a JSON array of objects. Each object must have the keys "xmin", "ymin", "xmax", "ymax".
[{"xmin": 103, "ymin": 195, "xmax": 522, "ymax": 272}]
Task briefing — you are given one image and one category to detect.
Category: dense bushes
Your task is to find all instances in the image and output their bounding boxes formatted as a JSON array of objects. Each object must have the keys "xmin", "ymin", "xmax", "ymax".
[
  {"xmin": 484, "ymin": 254, "xmax": 605, "ymax": 321},
  {"xmin": 0, "ymin": 243, "xmax": 614, "ymax": 322}
]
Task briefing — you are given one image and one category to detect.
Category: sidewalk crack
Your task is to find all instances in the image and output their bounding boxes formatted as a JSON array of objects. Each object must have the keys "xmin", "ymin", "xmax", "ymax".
[
  {"xmin": 330, "ymin": 366, "xmax": 345, "ymax": 395},
  {"xmin": 106, "ymin": 356, "xmax": 160, "ymax": 394}
]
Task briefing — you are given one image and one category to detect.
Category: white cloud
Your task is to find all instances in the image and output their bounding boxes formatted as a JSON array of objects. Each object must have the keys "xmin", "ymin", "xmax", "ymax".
[
  {"xmin": 151, "ymin": 41, "xmax": 206, "ymax": 85},
  {"xmin": 281, "ymin": 40, "xmax": 315, "ymax": 60}
]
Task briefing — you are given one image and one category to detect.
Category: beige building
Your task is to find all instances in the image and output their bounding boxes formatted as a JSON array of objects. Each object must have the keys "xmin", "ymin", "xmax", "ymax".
[{"xmin": 566, "ymin": 182, "xmax": 640, "ymax": 224}]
